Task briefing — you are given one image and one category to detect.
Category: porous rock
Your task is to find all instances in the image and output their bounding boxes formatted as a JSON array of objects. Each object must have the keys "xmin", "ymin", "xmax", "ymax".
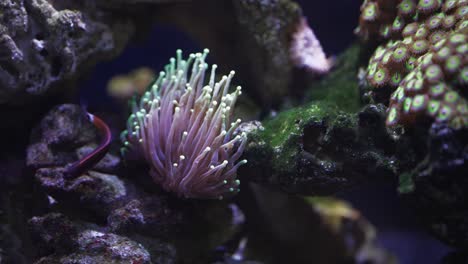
[
  {"xmin": 0, "ymin": 0, "xmax": 133, "ymax": 104},
  {"xmin": 30, "ymin": 213, "xmax": 154, "ymax": 264},
  {"xmin": 399, "ymin": 122, "xmax": 468, "ymax": 249}
]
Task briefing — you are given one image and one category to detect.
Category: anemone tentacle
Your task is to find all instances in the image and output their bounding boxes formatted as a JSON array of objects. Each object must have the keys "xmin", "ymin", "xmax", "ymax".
[{"xmin": 121, "ymin": 49, "xmax": 247, "ymax": 199}]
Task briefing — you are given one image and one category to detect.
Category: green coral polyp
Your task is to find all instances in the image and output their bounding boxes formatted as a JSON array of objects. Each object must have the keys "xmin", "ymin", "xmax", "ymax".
[
  {"xmin": 415, "ymin": 27, "xmax": 429, "ymax": 39},
  {"xmin": 436, "ymin": 105, "xmax": 452, "ymax": 121},
  {"xmin": 449, "ymin": 33, "xmax": 465, "ymax": 44},
  {"xmin": 412, "ymin": 94, "xmax": 428, "ymax": 111},
  {"xmin": 417, "ymin": 0, "xmax": 442, "ymax": 13},
  {"xmin": 456, "ymin": 6, "xmax": 468, "ymax": 19},
  {"xmin": 393, "ymin": 16, "xmax": 405, "ymax": 32},
  {"xmin": 382, "ymin": 52, "xmax": 392, "ymax": 65},
  {"xmin": 368, "ymin": 62, "xmax": 378, "ymax": 76},
  {"xmin": 457, "ymin": 103, "xmax": 467, "ymax": 114},
  {"xmin": 429, "ymin": 31, "xmax": 446, "ymax": 43},
  {"xmin": 427, "ymin": 100, "xmax": 441, "ymax": 116},
  {"xmin": 443, "ymin": 15, "xmax": 457, "ymax": 28},
  {"xmin": 411, "ymin": 40, "xmax": 429, "ymax": 54},
  {"xmin": 444, "ymin": 91, "xmax": 459, "ymax": 103},
  {"xmin": 371, "ymin": 68, "xmax": 389, "ymax": 86},
  {"xmin": 420, "ymin": 53, "xmax": 434, "ymax": 68},
  {"xmin": 397, "ymin": 87, "xmax": 406, "ymax": 102},
  {"xmin": 425, "ymin": 64, "xmax": 444, "ymax": 82},
  {"xmin": 386, "ymin": 106, "xmax": 400, "ymax": 126},
  {"xmin": 427, "ymin": 15, "xmax": 443, "ymax": 29},
  {"xmin": 460, "ymin": 67, "xmax": 468, "ymax": 83},
  {"xmin": 457, "ymin": 20, "xmax": 468, "ymax": 29},
  {"xmin": 445, "ymin": 56, "xmax": 461, "ymax": 73},
  {"xmin": 433, "ymin": 39, "xmax": 447, "ymax": 50},
  {"xmin": 456, "ymin": 43, "xmax": 467, "ymax": 53},
  {"xmin": 435, "ymin": 46, "xmax": 451, "ymax": 61},
  {"xmin": 374, "ymin": 47, "xmax": 387, "ymax": 60},
  {"xmin": 403, "ymin": 23, "xmax": 419, "ymax": 36},
  {"xmin": 443, "ymin": 0, "xmax": 457, "ymax": 12},
  {"xmin": 392, "ymin": 47, "xmax": 409, "ymax": 62},
  {"xmin": 363, "ymin": 3, "xmax": 378, "ymax": 21},
  {"xmin": 391, "ymin": 73, "xmax": 403, "ymax": 86},
  {"xmin": 400, "ymin": 0, "xmax": 417, "ymax": 16},
  {"xmin": 404, "ymin": 97, "xmax": 413, "ymax": 112},
  {"xmin": 430, "ymin": 83, "xmax": 447, "ymax": 97},
  {"xmin": 380, "ymin": 26, "xmax": 391, "ymax": 38},
  {"xmin": 405, "ymin": 57, "xmax": 417, "ymax": 70}
]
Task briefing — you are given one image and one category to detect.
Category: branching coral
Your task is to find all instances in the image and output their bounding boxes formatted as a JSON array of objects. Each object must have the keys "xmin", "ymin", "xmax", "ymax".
[
  {"xmin": 359, "ymin": 0, "xmax": 467, "ymax": 128},
  {"xmin": 121, "ymin": 49, "xmax": 248, "ymax": 199}
]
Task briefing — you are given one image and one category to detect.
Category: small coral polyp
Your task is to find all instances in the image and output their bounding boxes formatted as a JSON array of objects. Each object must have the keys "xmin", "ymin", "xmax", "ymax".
[
  {"xmin": 386, "ymin": 32, "xmax": 467, "ymax": 128},
  {"xmin": 359, "ymin": 0, "xmax": 468, "ymax": 129},
  {"xmin": 121, "ymin": 49, "xmax": 247, "ymax": 199}
]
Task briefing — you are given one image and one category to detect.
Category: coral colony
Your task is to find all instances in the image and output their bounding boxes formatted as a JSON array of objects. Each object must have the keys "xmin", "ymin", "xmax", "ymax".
[
  {"xmin": 121, "ymin": 49, "xmax": 248, "ymax": 199},
  {"xmin": 356, "ymin": 0, "xmax": 468, "ymax": 129}
]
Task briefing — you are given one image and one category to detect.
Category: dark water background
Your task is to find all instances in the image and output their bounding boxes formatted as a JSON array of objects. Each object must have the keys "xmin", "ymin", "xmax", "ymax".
[{"xmin": 79, "ymin": 1, "xmax": 452, "ymax": 263}]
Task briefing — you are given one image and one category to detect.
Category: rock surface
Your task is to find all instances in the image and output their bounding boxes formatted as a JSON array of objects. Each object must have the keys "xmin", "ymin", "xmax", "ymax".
[
  {"xmin": 1, "ymin": 0, "xmax": 464, "ymax": 262},
  {"xmin": 241, "ymin": 41, "xmax": 467, "ymax": 249},
  {"xmin": 153, "ymin": 0, "xmax": 330, "ymax": 108},
  {"xmin": 241, "ymin": 45, "xmax": 399, "ymax": 195},
  {"xmin": 399, "ymin": 122, "xmax": 468, "ymax": 249},
  {"xmin": 0, "ymin": 0, "xmax": 133, "ymax": 104},
  {"xmin": 30, "ymin": 213, "xmax": 154, "ymax": 264},
  {"xmin": 24, "ymin": 104, "xmax": 241, "ymax": 263}
]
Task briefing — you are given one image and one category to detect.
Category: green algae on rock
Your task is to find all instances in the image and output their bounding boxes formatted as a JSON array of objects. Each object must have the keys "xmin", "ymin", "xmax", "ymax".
[
  {"xmin": 243, "ymin": 103, "xmax": 396, "ymax": 195},
  {"xmin": 242, "ymin": 45, "xmax": 397, "ymax": 195},
  {"xmin": 306, "ymin": 44, "xmax": 361, "ymax": 113}
]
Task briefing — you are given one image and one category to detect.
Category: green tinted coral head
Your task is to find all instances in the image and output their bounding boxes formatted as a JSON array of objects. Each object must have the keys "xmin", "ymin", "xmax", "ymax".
[
  {"xmin": 369, "ymin": 67, "xmax": 389, "ymax": 87},
  {"xmin": 417, "ymin": 0, "xmax": 442, "ymax": 14},
  {"xmin": 121, "ymin": 49, "xmax": 247, "ymax": 199},
  {"xmin": 399, "ymin": 0, "xmax": 417, "ymax": 17},
  {"xmin": 363, "ymin": 2, "xmax": 379, "ymax": 21}
]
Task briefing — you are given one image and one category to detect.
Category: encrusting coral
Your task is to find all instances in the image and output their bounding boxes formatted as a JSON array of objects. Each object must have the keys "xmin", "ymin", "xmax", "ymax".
[
  {"xmin": 358, "ymin": 0, "xmax": 467, "ymax": 129},
  {"xmin": 121, "ymin": 49, "xmax": 248, "ymax": 200}
]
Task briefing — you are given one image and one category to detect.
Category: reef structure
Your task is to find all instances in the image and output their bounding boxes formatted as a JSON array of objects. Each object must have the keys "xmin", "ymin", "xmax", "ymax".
[
  {"xmin": 121, "ymin": 49, "xmax": 248, "ymax": 200},
  {"xmin": 356, "ymin": 0, "xmax": 468, "ymax": 249},
  {"xmin": 0, "ymin": 0, "xmax": 133, "ymax": 104},
  {"xmin": 358, "ymin": 0, "xmax": 467, "ymax": 129}
]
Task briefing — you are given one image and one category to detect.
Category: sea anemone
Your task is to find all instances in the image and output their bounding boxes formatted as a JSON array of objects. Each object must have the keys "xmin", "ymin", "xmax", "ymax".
[{"xmin": 121, "ymin": 49, "xmax": 248, "ymax": 199}]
